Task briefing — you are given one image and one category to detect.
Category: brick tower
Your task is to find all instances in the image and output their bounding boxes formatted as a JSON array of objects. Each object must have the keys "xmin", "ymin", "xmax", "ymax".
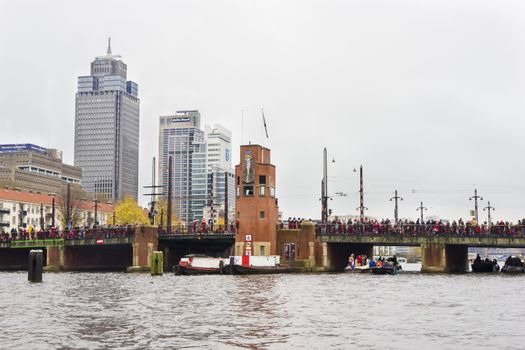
[{"xmin": 234, "ymin": 144, "xmax": 278, "ymax": 256}]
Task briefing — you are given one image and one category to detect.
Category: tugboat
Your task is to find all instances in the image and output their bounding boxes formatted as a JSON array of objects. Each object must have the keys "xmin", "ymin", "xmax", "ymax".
[
  {"xmin": 501, "ymin": 256, "xmax": 524, "ymax": 274},
  {"xmin": 471, "ymin": 254, "xmax": 500, "ymax": 273},
  {"xmin": 174, "ymin": 255, "xmax": 227, "ymax": 275}
]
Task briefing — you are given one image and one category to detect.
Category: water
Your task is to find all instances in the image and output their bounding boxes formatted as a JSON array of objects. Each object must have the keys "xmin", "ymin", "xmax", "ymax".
[{"xmin": 1, "ymin": 265, "xmax": 525, "ymax": 350}]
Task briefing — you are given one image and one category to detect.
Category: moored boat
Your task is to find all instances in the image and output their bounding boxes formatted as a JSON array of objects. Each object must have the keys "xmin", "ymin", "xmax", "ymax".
[
  {"xmin": 501, "ymin": 256, "xmax": 524, "ymax": 274},
  {"xmin": 345, "ymin": 265, "xmax": 370, "ymax": 273},
  {"xmin": 174, "ymin": 255, "xmax": 226, "ymax": 275}
]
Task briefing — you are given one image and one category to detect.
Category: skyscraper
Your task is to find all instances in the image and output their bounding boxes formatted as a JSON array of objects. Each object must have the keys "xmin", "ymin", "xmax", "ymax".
[
  {"xmin": 158, "ymin": 111, "xmax": 204, "ymax": 223},
  {"xmin": 74, "ymin": 39, "xmax": 140, "ymax": 201}
]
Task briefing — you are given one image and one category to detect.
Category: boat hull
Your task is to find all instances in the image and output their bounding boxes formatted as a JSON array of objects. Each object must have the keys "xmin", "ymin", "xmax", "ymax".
[
  {"xmin": 175, "ymin": 265, "xmax": 222, "ymax": 276},
  {"xmin": 471, "ymin": 261, "xmax": 499, "ymax": 273},
  {"xmin": 225, "ymin": 265, "xmax": 293, "ymax": 275},
  {"xmin": 501, "ymin": 266, "xmax": 524, "ymax": 273},
  {"xmin": 370, "ymin": 266, "xmax": 398, "ymax": 275}
]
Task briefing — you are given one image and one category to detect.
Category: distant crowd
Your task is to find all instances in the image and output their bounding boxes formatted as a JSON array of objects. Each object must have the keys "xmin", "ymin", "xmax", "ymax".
[
  {"xmin": 0, "ymin": 225, "xmax": 135, "ymax": 242},
  {"xmin": 316, "ymin": 217, "xmax": 525, "ymax": 236}
]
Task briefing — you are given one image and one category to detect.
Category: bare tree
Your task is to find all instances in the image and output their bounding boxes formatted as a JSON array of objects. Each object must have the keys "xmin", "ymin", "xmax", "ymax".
[{"xmin": 56, "ymin": 184, "xmax": 87, "ymax": 229}]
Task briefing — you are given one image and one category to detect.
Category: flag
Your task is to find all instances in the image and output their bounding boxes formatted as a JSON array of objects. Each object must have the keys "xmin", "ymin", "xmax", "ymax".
[{"xmin": 262, "ymin": 109, "xmax": 269, "ymax": 138}]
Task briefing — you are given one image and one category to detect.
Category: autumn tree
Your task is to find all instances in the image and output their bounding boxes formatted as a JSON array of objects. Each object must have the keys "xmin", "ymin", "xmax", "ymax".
[
  {"xmin": 153, "ymin": 198, "xmax": 178, "ymax": 226},
  {"xmin": 114, "ymin": 196, "xmax": 149, "ymax": 225}
]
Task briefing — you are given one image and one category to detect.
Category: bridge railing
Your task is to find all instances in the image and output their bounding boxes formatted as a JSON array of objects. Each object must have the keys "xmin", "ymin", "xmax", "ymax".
[
  {"xmin": 0, "ymin": 226, "xmax": 136, "ymax": 242},
  {"xmin": 158, "ymin": 225, "xmax": 236, "ymax": 236},
  {"xmin": 316, "ymin": 223, "xmax": 525, "ymax": 238}
]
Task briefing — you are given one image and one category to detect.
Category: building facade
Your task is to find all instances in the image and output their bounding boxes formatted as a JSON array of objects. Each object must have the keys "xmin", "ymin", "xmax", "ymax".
[
  {"xmin": 0, "ymin": 144, "xmax": 81, "ymax": 195},
  {"xmin": 235, "ymin": 144, "xmax": 278, "ymax": 256},
  {"xmin": 74, "ymin": 40, "xmax": 140, "ymax": 201},
  {"xmin": 0, "ymin": 189, "xmax": 114, "ymax": 232},
  {"xmin": 158, "ymin": 114, "xmax": 235, "ymax": 225},
  {"xmin": 158, "ymin": 111, "xmax": 204, "ymax": 224}
]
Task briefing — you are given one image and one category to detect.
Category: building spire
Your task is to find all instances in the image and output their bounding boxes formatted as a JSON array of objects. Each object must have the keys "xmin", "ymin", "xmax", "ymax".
[{"xmin": 107, "ymin": 37, "xmax": 112, "ymax": 55}]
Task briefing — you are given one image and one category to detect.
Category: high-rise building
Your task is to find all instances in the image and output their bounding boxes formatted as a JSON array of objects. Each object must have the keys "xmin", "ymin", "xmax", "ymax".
[
  {"xmin": 74, "ymin": 39, "xmax": 140, "ymax": 201},
  {"xmin": 202, "ymin": 125, "xmax": 235, "ymax": 226},
  {"xmin": 158, "ymin": 115, "xmax": 235, "ymax": 225},
  {"xmin": 158, "ymin": 111, "xmax": 204, "ymax": 224}
]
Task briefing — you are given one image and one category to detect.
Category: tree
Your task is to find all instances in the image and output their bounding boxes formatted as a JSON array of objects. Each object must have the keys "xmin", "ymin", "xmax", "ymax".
[
  {"xmin": 154, "ymin": 198, "xmax": 178, "ymax": 226},
  {"xmin": 115, "ymin": 196, "xmax": 149, "ymax": 225},
  {"xmin": 56, "ymin": 185, "xmax": 86, "ymax": 229}
]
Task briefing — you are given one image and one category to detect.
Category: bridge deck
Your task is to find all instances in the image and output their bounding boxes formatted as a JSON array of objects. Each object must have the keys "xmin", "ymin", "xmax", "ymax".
[{"xmin": 319, "ymin": 234, "xmax": 525, "ymax": 247}]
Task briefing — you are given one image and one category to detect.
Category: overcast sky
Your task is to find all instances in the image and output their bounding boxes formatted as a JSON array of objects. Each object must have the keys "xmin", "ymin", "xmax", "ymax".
[{"xmin": 1, "ymin": 0, "xmax": 525, "ymax": 222}]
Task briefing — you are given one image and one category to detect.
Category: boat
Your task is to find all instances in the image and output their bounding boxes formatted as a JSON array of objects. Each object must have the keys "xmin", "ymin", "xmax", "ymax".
[
  {"xmin": 471, "ymin": 256, "xmax": 500, "ymax": 273},
  {"xmin": 224, "ymin": 255, "xmax": 293, "ymax": 274},
  {"xmin": 501, "ymin": 256, "xmax": 524, "ymax": 274},
  {"xmin": 397, "ymin": 257, "xmax": 407, "ymax": 264},
  {"xmin": 370, "ymin": 263, "xmax": 399, "ymax": 275},
  {"xmin": 174, "ymin": 255, "xmax": 227, "ymax": 275},
  {"xmin": 344, "ymin": 265, "xmax": 370, "ymax": 273}
]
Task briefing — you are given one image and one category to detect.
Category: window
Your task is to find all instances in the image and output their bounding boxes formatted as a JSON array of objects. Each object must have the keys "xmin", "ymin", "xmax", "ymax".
[
  {"xmin": 270, "ymin": 187, "xmax": 275, "ymax": 197},
  {"xmin": 259, "ymin": 185, "xmax": 266, "ymax": 196},
  {"xmin": 259, "ymin": 245, "xmax": 266, "ymax": 256},
  {"xmin": 259, "ymin": 211, "xmax": 265, "ymax": 219},
  {"xmin": 236, "ymin": 186, "xmax": 240, "ymax": 197},
  {"xmin": 236, "ymin": 176, "xmax": 240, "ymax": 185},
  {"xmin": 243, "ymin": 186, "xmax": 254, "ymax": 196},
  {"xmin": 259, "ymin": 175, "xmax": 266, "ymax": 185}
]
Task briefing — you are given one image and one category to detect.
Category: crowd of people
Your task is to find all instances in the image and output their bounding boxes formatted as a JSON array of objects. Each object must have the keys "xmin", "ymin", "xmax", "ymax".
[
  {"xmin": 347, "ymin": 253, "xmax": 399, "ymax": 270},
  {"xmin": 0, "ymin": 225, "xmax": 135, "ymax": 242},
  {"xmin": 317, "ymin": 218, "xmax": 525, "ymax": 237}
]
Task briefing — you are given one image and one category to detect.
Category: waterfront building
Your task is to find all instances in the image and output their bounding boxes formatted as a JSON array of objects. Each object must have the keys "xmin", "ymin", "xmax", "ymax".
[
  {"xmin": 235, "ymin": 144, "xmax": 278, "ymax": 256},
  {"xmin": 74, "ymin": 39, "xmax": 140, "ymax": 201},
  {"xmin": 158, "ymin": 111, "xmax": 204, "ymax": 224},
  {"xmin": 0, "ymin": 188, "xmax": 114, "ymax": 232},
  {"xmin": 0, "ymin": 144, "xmax": 81, "ymax": 195}
]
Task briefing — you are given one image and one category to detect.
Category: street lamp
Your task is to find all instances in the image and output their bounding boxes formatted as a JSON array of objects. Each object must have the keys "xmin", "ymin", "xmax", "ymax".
[
  {"xmin": 390, "ymin": 190, "xmax": 403, "ymax": 225},
  {"xmin": 416, "ymin": 202, "xmax": 427, "ymax": 224},
  {"xmin": 469, "ymin": 189, "xmax": 483, "ymax": 223}
]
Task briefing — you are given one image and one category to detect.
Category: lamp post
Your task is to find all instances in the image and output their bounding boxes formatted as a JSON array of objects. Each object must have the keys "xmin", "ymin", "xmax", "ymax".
[
  {"xmin": 390, "ymin": 190, "xmax": 403, "ymax": 225},
  {"xmin": 321, "ymin": 148, "xmax": 328, "ymax": 223},
  {"xmin": 469, "ymin": 189, "xmax": 483, "ymax": 223},
  {"xmin": 93, "ymin": 197, "xmax": 98, "ymax": 228},
  {"xmin": 483, "ymin": 201, "xmax": 495, "ymax": 229},
  {"xmin": 416, "ymin": 202, "xmax": 427, "ymax": 224}
]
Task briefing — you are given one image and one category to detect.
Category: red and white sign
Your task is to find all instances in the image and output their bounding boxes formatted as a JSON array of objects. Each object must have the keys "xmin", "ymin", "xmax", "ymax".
[
  {"xmin": 245, "ymin": 234, "xmax": 252, "ymax": 242},
  {"xmin": 96, "ymin": 239, "xmax": 104, "ymax": 244}
]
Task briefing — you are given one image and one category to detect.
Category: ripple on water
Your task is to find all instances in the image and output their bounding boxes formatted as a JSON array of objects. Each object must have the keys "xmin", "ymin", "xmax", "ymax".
[{"xmin": 1, "ymin": 271, "xmax": 525, "ymax": 349}]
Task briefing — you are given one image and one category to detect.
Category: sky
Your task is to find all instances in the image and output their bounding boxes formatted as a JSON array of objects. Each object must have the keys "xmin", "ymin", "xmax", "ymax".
[{"xmin": 1, "ymin": 0, "xmax": 525, "ymax": 222}]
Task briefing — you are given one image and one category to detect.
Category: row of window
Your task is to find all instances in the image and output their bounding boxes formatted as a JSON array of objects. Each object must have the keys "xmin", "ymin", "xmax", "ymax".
[{"xmin": 236, "ymin": 185, "xmax": 276, "ymax": 198}]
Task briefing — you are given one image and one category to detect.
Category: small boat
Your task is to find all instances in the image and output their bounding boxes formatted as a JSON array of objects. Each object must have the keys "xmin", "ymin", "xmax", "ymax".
[
  {"xmin": 345, "ymin": 265, "xmax": 370, "ymax": 273},
  {"xmin": 225, "ymin": 255, "xmax": 292, "ymax": 275},
  {"xmin": 501, "ymin": 256, "xmax": 524, "ymax": 274},
  {"xmin": 370, "ymin": 264, "xmax": 399, "ymax": 275},
  {"xmin": 471, "ymin": 258, "xmax": 500, "ymax": 273},
  {"xmin": 174, "ymin": 255, "xmax": 226, "ymax": 275},
  {"xmin": 397, "ymin": 257, "xmax": 407, "ymax": 264}
]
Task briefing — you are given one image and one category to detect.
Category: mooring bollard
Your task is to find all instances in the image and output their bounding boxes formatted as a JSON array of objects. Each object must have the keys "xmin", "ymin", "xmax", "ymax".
[
  {"xmin": 150, "ymin": 251, "xmax": 163, "ymax": 276},
  {"xmin": 229, "ymin": 256, "xmax": 235, "ymax": 275},
  {"xmin": 219, "ymin": 260, "xmax": 224, "ymax": 275},
  {"xmin": 28, "ymin": 250, "xmax": 43, "ymax": 282}
]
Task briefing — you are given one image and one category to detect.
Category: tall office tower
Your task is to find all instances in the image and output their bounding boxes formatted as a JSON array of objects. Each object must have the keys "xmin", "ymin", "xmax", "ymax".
[
  {"xmin": 158, "ymin": 111, "xmax": 204, "ymax": 224},
  {"xmin": 74, "ymin": 39, "xmax": 140, "ymax": 201},
  {"xmin": 203, "ymin": 125, "xmax": 235, "ymax": 226}
]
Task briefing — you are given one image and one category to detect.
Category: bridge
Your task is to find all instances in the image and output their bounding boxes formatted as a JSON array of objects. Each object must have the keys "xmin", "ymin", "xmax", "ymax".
[
  {"xmin": 316, "ymin": 224, "xmax": 525, "ymax": 272},
  {"xmin": 0, "ymin": 227, "xmax": 235, "ymax": 271}
]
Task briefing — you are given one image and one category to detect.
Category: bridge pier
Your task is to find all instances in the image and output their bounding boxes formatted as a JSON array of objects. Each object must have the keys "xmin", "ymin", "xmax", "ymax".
[
  {"xmin": 45, "ymin": 246, "xmax": 63, "ymax": 272},
  {"xmin": 127, "ymin": 227, "xmax": 158, "ymax": 272},
  {"xmin": 421, "ymin": 244, "xmax": 468, "ymax": 273}
]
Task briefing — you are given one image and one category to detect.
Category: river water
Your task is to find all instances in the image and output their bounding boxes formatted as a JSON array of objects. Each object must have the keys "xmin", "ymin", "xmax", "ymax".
[{"xmin": 1, "ymin": 265, "xmax": 524, "ymax": 350}]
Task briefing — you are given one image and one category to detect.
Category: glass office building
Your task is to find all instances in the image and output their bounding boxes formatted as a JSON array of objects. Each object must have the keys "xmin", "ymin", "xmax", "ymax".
[{"xmin": 74, "ymin": 40, "xmax": 140, "ymax": 201}]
